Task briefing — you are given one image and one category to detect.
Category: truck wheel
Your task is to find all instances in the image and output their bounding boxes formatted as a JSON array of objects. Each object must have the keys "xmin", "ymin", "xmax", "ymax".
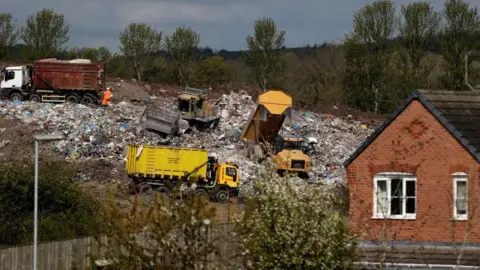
[
  {"xmin": 195, "ymin": 188, "xmax": 208, "ymax": 198},
  {"xmin": 9, "ymin": 93, "xmax": 22, "ymax": 102},
  {"xmin": 155, "ymin": 186, "xmax": 169, "ymax": 196},
  {"xmin": 139, "ymin": 184, "xmax": 153, "ymax": 195},
  {"xmin": 66, "ymin": 94, "xmax": 80, "ymax": 103},
  {"xmin": 215, "ymin": 190, "xmax": 229, "ymax": 203},
  {"xmin": 29, "ymin": 94, "xmax": 41, "ymax": 102},
  {"xmin": 81, "ymin": 94, "xmax": 96, "ymax": 104}
]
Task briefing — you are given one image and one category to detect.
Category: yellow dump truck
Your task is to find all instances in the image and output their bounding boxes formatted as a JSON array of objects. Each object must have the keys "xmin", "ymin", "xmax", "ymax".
[
  {"xmin": 240, "ymin": 90, "xmax": 311, "ymax": 178},
  {"xmin": 126, "ymin": 144, "xmax": 239, "ymax": 203}
]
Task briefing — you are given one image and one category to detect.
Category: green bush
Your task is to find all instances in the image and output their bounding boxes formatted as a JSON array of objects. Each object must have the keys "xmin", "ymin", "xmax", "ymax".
[
  {"xmin": 0, "ymin": 160, "xmax": 103, "ymax": 247},
  {"xmin": 236, "ymin": 162, "xmax": 358, "ymax": 269}
]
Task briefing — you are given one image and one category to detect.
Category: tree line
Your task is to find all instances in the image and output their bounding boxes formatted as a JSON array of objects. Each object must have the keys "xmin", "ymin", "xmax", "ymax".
[{"xmin": 0, "ymin": 0, "xmax": 480, "ymax": 114}]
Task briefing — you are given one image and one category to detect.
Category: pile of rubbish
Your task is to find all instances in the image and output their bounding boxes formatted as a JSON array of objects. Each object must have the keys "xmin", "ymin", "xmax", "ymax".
[
  {"xmin": 37, "ymin": 58, "xmax": 92, "ymax": 64},
  {"xmin": 0, "ymin": 91, "xmax": 374, "ymax": 186}
]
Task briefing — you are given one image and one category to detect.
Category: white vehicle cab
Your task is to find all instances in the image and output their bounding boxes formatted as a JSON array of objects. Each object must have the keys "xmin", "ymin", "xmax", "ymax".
[{"xmin": 1, "ymin": 66, "xmax": 31, "ymax": 101}]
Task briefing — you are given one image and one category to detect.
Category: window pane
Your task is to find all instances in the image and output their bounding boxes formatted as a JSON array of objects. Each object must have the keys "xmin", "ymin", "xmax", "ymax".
[
  {"xmin": 456, "ymin": 181, "xmax": 467, "ymax": 215},
  {"xmin": 406, "ymin": 181, "xmax": 415, "ymax": 196},
  {"xmin": 457, "ymin": 181, "xmax": 467, "ymax": 198},
  {"xmin": 457, "ymin": 198, "xmax": 467, "ymax": 214},
  {"xmin": 391, "ymin": 179, "xmax": 403, "ymax": 197},
  {"xmin": 376, "ymin": 181, "xmax": 388, "ymax": 214},
  {"xmin": 391, "ymin": 198, "xmax": 403, "ymax": 215},
  {"xmin": 406, "ymin": 198, "xmax": 416, "ymax": 214}
]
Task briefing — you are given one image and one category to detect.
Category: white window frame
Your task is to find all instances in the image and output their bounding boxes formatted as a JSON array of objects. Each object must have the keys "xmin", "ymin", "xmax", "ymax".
[
  {"xmin": 373, "ymin": 172, "xmax": 417, "ymax": 220},
  {"xmin": 452, "ymin": 172, "xmax": 468, "ymax": 221}
]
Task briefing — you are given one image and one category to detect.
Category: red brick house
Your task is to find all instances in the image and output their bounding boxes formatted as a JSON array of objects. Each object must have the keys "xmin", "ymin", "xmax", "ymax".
[{"xmin": 345, "ymin": 90, "xmax": 480, "ymax": 265}]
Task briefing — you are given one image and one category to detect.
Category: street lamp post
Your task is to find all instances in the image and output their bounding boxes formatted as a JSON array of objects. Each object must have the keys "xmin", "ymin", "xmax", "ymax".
[{"xmin": 32, "ymin": 133, "xmax": 64, "ymax": 270}]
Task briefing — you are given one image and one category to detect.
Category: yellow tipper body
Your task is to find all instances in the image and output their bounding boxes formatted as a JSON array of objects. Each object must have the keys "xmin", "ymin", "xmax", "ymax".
[
  {"xmin": 126, "ymin": 144, "xmax": 208, "ymax": 181},
  {"xmin": 240, "ymin": 90, "xmax": 293, "ymax": 143}
]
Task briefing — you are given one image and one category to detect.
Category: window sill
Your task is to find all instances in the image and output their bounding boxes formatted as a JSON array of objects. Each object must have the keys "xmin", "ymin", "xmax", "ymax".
[
  {"xmin": 371, "ymin": 215, "xmax": 416, "ymax": 220},
  {"xmin": 450, "ymin": 217, "xmax": 468, "ymax": 221}
]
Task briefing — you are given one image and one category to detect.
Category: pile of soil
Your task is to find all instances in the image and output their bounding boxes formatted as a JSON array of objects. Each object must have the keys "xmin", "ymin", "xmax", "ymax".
[{"xmin": 0, "ymin": 118, "xmax": 35, "ymax": 161}]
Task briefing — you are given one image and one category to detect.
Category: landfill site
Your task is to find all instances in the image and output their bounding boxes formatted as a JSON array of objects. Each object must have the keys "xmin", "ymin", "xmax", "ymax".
[
  {"xmin": 0, "ymin": 82, "xmax": 374, "ymax": 191},
  {"xmin": 0, "ymin": 59, "xmax": 379, "ymax": 200}
]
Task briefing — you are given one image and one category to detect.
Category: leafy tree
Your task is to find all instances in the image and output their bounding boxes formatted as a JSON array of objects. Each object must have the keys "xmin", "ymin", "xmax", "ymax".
[
  {"xmin": 197, "ymin": 55, "xmax": 227, "ymax": 88},
  {"xmin": 106, "ymin": 53, "xmax": 128, "ymax": 78},
  {"xmin": 296, "ymin": 45, "xmax": 345, "ymax": 106},
  {"xmin": 399, "ymin": 2, "xmax": 441, "ymax": 89},
  {"xmin": 0, "ymin": 161, "xmax": 103, "ymax": 247},
  {"xmin": 224, "ymin": 59, "xmax": 252, "ymax": 88},
  {"xmin": 439, "ymin": 0, "xmax": 480, "ymax": 90},
  {"xmin": 165, "ymin": 26, "xmax": 200, "ymax": 86},
  {"xmin": 68, "ymin": 47, "xmax": 100, "ymax": 61},
  {"xmin": 101, "ymin": 192, "xmax": 229, "ymax": 269},
  {"xmin": 20, "ymin": 8, "xmax": 69, "ymax": 59},
  {"xmin": 236, "ymin": 162, "xmax": 357, "ymax": 269},
  {"xmin": 0, "ymin": 13, "xmax": 19, "ymax": 60},
  {"xmin": 143, "ymin": 55, "xmax": 172, "ymax": 83},
  {"xmin": 244, "ymin": 17, "xmax": 286, "ymax": 92},
  {"xmin": 344, "ymin": 0, "xmax": 397, "ymax": 114},
  {"xmin": 68, "ymin": 46, "xmax": 111, "ymax": 62},
  {"xmin": 97, "ymin": 46, "xmax": 111, "ymax": 62},
  {"xmin": 119, "ymin": 22, "xmax": 162, "ymax": 81}
]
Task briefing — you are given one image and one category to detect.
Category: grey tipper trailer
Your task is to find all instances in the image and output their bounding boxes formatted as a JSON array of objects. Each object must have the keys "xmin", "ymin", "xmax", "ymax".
[{"xmin": 140, "ymin": 104, "xmax": 181, "ymax": 135}]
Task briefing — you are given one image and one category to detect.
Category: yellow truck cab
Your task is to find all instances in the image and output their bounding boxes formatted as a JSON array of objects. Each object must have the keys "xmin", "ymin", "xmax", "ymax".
[
  {"xmin": 273, "ymin": 134, "xmax": 311, "ymax": 175},
  {"xmin": 216, "ymin": 163, "xmax": 240, "ymax": 188}
]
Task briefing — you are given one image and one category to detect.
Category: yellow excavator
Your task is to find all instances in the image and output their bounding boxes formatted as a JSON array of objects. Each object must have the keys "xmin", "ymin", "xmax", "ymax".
[{"xmin": 240, "ymin": 90, "xmax": 311, "ymax": 178}]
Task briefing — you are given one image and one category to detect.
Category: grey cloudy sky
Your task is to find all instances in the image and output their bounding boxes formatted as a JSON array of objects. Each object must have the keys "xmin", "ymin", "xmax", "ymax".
[{"xmin": 3, "ymin": 0, "xmax": 480, "ymax": 52}]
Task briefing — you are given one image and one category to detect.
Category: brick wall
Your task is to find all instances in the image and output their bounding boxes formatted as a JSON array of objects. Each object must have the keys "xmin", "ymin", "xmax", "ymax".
[{"xmin": 347, "ymin": 100, "xmax": 480, "ymax": 243}]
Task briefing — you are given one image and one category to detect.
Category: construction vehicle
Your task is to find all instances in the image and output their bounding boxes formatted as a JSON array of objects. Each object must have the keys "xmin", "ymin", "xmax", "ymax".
[
  {"xmin": 177, "ymin": 87, "xmax": 220, "ymax": 131},
  {"xmin": 137, "ymin": 87, "xmax": 219, "ymax": 136},
  {"xmin": 0, "ymin": 58, "xmax": 105, "ymax": 104},
  {"xmin": 126, "ymin": 144, "xmax": 240, "ymax": 203},
  {"xmin": 240, "ymin": 90, "xmax": 311, "ymax": 178},
  {"xmin": 140, "ymin": 104, "xmax": 183, "ymax": 135}
]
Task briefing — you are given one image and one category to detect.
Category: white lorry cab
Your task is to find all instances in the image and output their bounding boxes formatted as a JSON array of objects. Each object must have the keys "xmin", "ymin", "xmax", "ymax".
[{"xmin": 1, "ymin": 66, "xmax": 32, "ymax": 101}]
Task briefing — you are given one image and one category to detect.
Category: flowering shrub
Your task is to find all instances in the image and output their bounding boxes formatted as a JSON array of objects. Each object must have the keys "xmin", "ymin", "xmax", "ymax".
[
  {"xmin": 236, "ymin": 161, "xmax": 358, "ymax": 269},
  {"xmin": 101, "ymin": 192, "xmax": 223, "ymax": 270}
]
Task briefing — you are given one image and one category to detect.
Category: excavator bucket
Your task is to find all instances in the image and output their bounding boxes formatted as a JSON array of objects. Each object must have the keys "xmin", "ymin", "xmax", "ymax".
[
  {"xmin": 240, "ymin": 90, "xmax": 293, "ymax": 143},
  {"xmin": 140, "ymin": 104, "xmax": 181, "ymax": 135}
]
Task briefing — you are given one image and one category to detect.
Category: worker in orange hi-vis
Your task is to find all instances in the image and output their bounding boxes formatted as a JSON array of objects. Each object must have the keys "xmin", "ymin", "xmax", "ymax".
[{"xmin": 102, "ymin": 87, "xmax": 112, "ymax": 105}]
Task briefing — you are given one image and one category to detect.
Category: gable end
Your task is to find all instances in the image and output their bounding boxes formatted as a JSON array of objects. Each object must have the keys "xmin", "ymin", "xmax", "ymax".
[{"xmin": 344, "ymin": 89, "xmax": 480, "ymax": 167}]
